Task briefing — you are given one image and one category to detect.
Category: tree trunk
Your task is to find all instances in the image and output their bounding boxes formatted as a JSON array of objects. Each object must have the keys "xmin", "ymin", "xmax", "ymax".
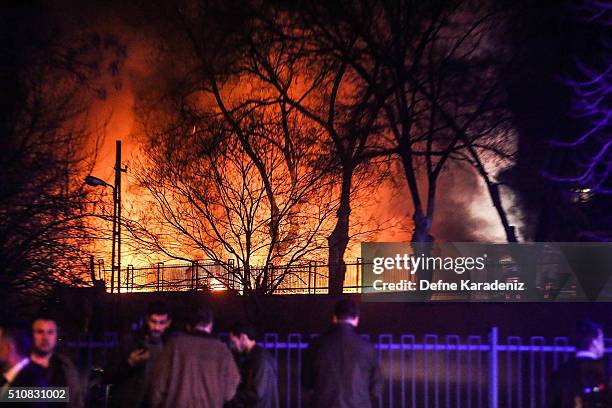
[
  {"xmin": 467, "ymin": 145, "xmax": 518, "ymax": 243},
  {"xmin": 411, "ymin": 210, "xmax": 434, "ymax": 294},
  {"xmin": 486, "ymin": 182, "xmax": 518, "ymax": 242},
  {"xmin": 327, "ymin": 165, "xmax": 353, "ymax": 295}
]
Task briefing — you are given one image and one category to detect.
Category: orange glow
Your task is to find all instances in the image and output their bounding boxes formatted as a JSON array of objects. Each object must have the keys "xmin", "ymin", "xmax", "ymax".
[{"xmin": 80, "ymin": 25, "xmax": 517, "ymax": 293}]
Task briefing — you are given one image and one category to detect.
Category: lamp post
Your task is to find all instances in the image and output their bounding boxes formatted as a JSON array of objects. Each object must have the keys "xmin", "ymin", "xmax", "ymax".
[{"xmin": 85, "ymin": 140, "xmax": 126, "ymax": 293}]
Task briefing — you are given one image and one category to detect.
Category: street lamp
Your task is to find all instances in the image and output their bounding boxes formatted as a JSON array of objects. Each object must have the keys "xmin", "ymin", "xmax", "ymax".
[
  {"xmin": 85, "ymin": 175, "xmax": 112, "ymax": 189},
  {"xmin": 85, "ymin": 140, "xmax": 126, "ymax": 293}
]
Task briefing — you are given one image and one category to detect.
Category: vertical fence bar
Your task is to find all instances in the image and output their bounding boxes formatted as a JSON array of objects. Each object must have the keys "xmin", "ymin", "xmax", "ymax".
[
  {"xmin": 190, "ymin": 261, "xmax": 195, "ymax": 290},
  {"xmin": 356, "ymin": 257, "xmax": 362, "ymax": 292},
  {"xmin": 128, "ymin": 265, "xmax": 134, "ymax": 292},
  {"xmin": 507, "ymin": 336, "xmax": 521, "ymax": 408},
  {"xmin": 445, "ymin": 336, "xmax": 451, "ymax": 408},
  {"xmin": 529, "ymin": 337, "xmax": 544, "ymax": 408},
  {"xmin": 226, "ymin": 259, "xmax": 232, "ymax": 290},
  {"xmin": 287, "ymin": 333, "xmax": 301, "ymax": 406},
  {"xmin": 507, "ymin": 337, "xmax": 513, "ymax": 407},
  {"xmin": 156, "ymin": 263, "xmax": 161, "ymax": 291},
  {"xmin": 446, "ymin": 335, "xmax": 461, "ymax": 408},
  {"xmin": 529, "ymin": 338, "xmax": 535, "ymax": 408},
  {"xmin": 424, "ymin": 334, "xmax": 439, "ymax": 408},
  {"xmin": 286, "ymin": 333, "xmax": 295, "ymax": 408},
  {"xmin": 379, "ymin": 334, "xmax": 394, "ymax": 408},
  {"xmin": 467, "ymin": 336, "xmax": 481, "ymax": 408},
  {"xmin": 467, "ymin": 337, "xmax": 473, "ymax": 408},
  {"xmin": 456, "ymin": 337, "xmax": 461, "ymax": 408},
  {"xmin": 400, "ymin": 335, "xmax": 415, "ymax": 408},
  {"xmin": 424, "ymin": 336, "xmax": 430, "ymax": 408},
  {"xmin": 376, "ymin": 335, "xmax": 383, "ymax": 408},
  {"xmin": 290, "ymin": 333, "xmax": 303, "ymax": 408},
  {"xmin": 489, "ymin": 327, "xmax": 499, "ymax": 408},
  {"xmin": 308, "ymin": 261, "xmax": 313, "ymax": 294},
  {"xmin": 540, "ymin": 339, "xmax": 546, "ymax": 408}
]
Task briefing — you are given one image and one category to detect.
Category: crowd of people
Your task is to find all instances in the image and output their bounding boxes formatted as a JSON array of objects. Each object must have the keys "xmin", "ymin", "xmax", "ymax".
[
  {"xmin": 102, "ymin": 299, "xmax": 382, "ymax": 408},
  {"xmin": 0, "ymin": 300, "xmax": 610, "ymax": 407},
  {"xmin": 0, "ymin": 299, "xmax": 380, "ymax": 408}
]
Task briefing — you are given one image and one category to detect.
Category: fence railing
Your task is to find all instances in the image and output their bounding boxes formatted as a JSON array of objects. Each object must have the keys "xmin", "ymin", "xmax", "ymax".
[
  {"xmin": 66, "ymin": 327, "xmax": 612, "ymax": 408},
  {"xmin": 95, "ymin": 258, "xmax": 573, "ymax": 298},
  {"xmin": 95, "ymin": 259, "xmax": 364, "ymax": 294}
]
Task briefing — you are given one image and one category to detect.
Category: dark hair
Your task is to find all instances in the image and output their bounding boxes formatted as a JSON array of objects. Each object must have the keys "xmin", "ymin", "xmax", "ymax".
[
  {"xmin": 230, "ymin": 320, "xmax": 257, "ymax": 341},
  {"xmin": 334, "ymin": 299, "xmax": 359, "ymax": 320},
  {"xmin": 147, "ymin": 301, "xmax": 171, "ymax": 318},
  {"xmin": 188, "ymin": 305, "xmax": 214, "ymax": 327},
  {"xmin": 32, "ymin": 313, "xmax": 58, "ymax": 327},
  {"xmin": 575, "ymin": 320, "xmax": 603, "ymax": 351},
  {"xmin": 31, "ymin": 314, "xmax": 59, "ymax": 337},
  {"xmin": 1, "ymin": 324, "xmax": 33, "ymax": 358}
]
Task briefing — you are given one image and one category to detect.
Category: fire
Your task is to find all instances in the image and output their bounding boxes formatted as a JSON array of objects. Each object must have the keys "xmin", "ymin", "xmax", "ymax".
[{"xmin": 79, "ymin": 22, "xmax": 519, "ymax": 293}]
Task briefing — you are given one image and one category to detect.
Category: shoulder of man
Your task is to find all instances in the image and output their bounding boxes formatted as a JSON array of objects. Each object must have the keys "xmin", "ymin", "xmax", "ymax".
[
  {"xmin": 340, "ymin": 329, "xmax": 378, "ymax": 360},
  {"xmin": 252, "ymin": 345, "xmax": 274, "ymax": 364},
  {"xmin": 315, "ymin": 324, "xmax": 367, "ymax": 345},
  {"xmin": 308, "ymin": 327, "xmax": 335, "ymax": 346},
  {"xmin": 168, "ymin": 332, "xmax": 227, "ymax": 349},
  {"xmin": 51, "ymin": 353, "xmax": 82, "ymax": 379},
  {"xmin": 51, "ymin": 352, "xmax": 77, "ymax": 368}
]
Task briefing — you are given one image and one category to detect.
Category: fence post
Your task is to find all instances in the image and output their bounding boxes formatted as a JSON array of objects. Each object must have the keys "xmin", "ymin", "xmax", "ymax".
[
  {"xmin": 356, "ymin": 257, "xmax": 362, "ymax": 292},
  {"xmin": 157, "ymin": 263, "xmax": 161, "ymax": 292},
  {"xmin": 488, "ymin": 326, "xmax": 499, "ymax": 408},
  {"xmin": 127, "ymin": 265, "xmax": 134, "ymax": 292},
  {"xmin": 308, "ymin": 261, "xmax": 313, "ymax": 294},
  {"xmin": 190, "ymin": 261, "xmax": 195, "ymax": 290}
]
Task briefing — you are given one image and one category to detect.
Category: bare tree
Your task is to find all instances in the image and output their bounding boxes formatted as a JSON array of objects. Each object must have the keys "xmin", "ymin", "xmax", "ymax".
[
  {"xmin": 126, "ymin": 0, "xmax": 516, "ymax": 294},
  {"xmin": 208, "ymin": 2, "xmax": 392, "ymax": 294},
  {"xmin": 543, "ymin": 0, "xmax": 612, "ymax": 241},
  {"xmin": 288, "ymin": 0, "xmax": 516, "ymax": 243},
  {"xmin": 0, "ymin": 5, "xmax": 125, "ymax": 307},
  {"xmin": 233, "ymin": 0, "xmax": 516, "ymax": 292},
  {"xmin": 124, "ymin": 0, "xmax": 393, "ymax": 294},
  {"xmin": 128, "ymin": 67, "xmax": 337, "ymax": 294},
  {"xmin": 548, "ymin": 0, "xmax": 611, "ymax": 194}
]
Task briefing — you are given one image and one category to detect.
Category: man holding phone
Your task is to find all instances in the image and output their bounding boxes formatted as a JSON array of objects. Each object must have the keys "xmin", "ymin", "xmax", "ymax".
[{"xmin": 105, "ymin": 301, "xmax": 172, "ymax": 408}]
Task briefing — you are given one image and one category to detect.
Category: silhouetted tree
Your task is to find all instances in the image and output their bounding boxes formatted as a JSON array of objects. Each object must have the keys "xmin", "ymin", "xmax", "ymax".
[
  {"xmin": 546, "ymin": 0, "xmax": 612, "ymax": 240},
  {"xmin": 0, "ymin": 2, "xmax": 125, "ymax": 306},
  {"xmin": 548, "ymin": 1, "xmax": 611, "ymax": 192},
  {"xmin": 125, "ymin": 0, "xmax": 390, "ymax": 294},
  {"xmin": 128, "ymin": 103, "xmax": 336, "ymax": 294},
  {"xmin": 245, "ymin": 0, "xmax": 516, "ymax": 291}
]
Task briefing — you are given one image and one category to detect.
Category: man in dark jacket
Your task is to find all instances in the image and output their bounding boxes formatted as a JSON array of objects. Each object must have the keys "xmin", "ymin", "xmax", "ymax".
[
  {"xmin": 549, "ymin": 320, "xmax": 611, "ymax": 407},
  {"xmin": 228, "ymin": 320, "xmax": 278, "ymax": 408},
  {"xmin": 30, "ymin": 315, "xmax": 83, "ymax": 408},
  {"xmin": 147, "ymin": 305, "xmax": 240, "ymax": 408},
  {"xmin": 0, "ymin": 324, "xmax": 50, "ymax": 408},
  {"xmin": 104, "ymin": 301, "xmax": 172, "ymax": 408},
  {"xmin": 303, "ymin": 299, "xmax": 383, "ymax": 408}
]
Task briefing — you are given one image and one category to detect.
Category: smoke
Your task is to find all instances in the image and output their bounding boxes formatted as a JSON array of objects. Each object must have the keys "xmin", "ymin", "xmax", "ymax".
[
  {"xmin": 431, "ymin": 162, "xmax": 511, "ymax": 242},
  {"xmin": 47, "ymin": 0, "xmax": 521, "ymax": 268},
  {"xmin": 357, "ymin": 159, "xmax": 517, "ymax": 248}
]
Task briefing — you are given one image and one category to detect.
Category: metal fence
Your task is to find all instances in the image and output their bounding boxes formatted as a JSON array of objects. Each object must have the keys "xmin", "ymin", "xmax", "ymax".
[
  {"xmin": 66, "ymin": 327, "xmax": 612, "ymax": 408},
  {"xmin": 95, "ymin": 258, "xmax": 572, "ymax": 298},
  {"xmin": 95, "ymin": 259, "xmax": 364, "ymax": 294}
]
